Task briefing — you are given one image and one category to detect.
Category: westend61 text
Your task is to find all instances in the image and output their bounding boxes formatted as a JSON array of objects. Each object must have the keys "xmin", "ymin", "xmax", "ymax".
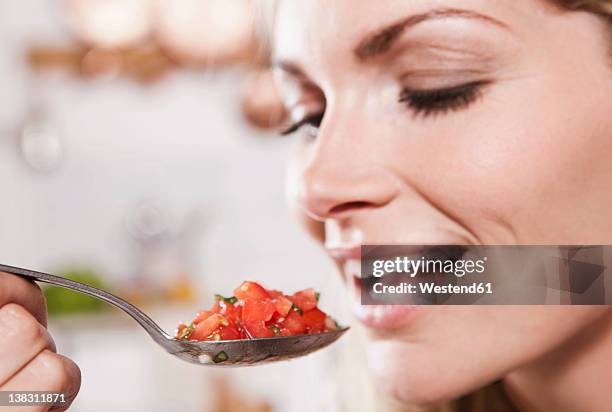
[{"xmin": 373, "ymin": 282, "xmax": 493, "ymax": 295}]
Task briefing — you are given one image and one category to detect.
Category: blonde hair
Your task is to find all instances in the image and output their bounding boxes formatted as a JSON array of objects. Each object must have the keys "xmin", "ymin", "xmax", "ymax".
[
  {"xmin": 555, "ymin": 0, "xmax": 612, "ymax": 15},
  {"xmin": 552, "ymin": 0, "xmax": 612, "ymax": 59}
]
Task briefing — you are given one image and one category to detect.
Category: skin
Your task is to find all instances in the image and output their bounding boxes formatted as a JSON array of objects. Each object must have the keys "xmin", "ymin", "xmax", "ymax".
[
  {"xmin": 0, "ymin": 272, "xmax": 81, "ymax": 411},
  {"xmin": 272, "ymin": 0, "xmax": 612, "ymax": 410}
]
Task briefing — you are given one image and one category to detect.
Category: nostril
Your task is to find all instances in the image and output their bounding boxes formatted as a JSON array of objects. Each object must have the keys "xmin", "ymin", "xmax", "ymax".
[{"xmin": 329, "ymin": 201, "xmax": 372, "ymax": 214}]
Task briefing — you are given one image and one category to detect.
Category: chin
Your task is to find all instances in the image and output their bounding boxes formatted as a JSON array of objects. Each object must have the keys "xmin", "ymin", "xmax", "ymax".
[{"xmin": 365, "ymin": 339, "xmax": 480, "ymax": 408}]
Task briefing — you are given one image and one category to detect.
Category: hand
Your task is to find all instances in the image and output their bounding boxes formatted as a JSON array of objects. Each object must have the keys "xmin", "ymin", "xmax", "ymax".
[{"xmin": 0, "ymin": 272, "xmax": 81, "ymax": 411}]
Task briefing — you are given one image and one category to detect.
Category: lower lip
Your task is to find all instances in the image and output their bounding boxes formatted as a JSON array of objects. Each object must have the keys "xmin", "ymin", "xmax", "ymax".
[
  {"xmin": 351, "ymin": 301, "xmax": 419, "ymax": 329},
  {"xmin": 344, "ymin": 260, "xmax": 420, "ymax": 330}
]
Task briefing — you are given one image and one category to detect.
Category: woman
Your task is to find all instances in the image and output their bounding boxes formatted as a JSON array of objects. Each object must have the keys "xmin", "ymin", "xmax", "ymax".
[{"xmin": 270, "ymin": 0, "xmax": 612, "ymax": 411}]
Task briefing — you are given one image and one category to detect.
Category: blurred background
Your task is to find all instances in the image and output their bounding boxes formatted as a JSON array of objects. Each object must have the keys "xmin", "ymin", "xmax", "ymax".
[{"xmin": 0, "ymin": 1, "xmax": 377, "ymax": 411}]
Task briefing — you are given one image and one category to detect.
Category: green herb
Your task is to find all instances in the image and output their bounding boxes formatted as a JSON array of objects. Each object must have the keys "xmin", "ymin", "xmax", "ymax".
[
  {"xmin": 269, "ymin": 324, "xmax": 281, "ymax": 335},
  {"xmin": 213, "ymin": 351, "xmax": 229, "ymax": 363},
  {"xmin": 292, "ymin": 304, "xmax": 303, "ymax": 315},
  {"xmin": 315, "ymin": 292, "xmax": 320, "ymax": 302},
  {"xmin": 215, "ymin": 294, "xmax": 238, "ymax": 305},
  {"xmin": 179, "ymin": 323, "xmax": 195, "ymax": 339}
]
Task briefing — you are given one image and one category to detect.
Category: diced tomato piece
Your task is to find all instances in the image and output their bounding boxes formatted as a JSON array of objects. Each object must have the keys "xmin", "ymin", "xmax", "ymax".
[
  {"xmin": 279, "ymin": 310, "xmax": 306, "ymax": 335},
  {"xmin": 266, "ymin": 289, "xmax": 283, "ymax": 299},
  {"xmin": 234, "ymin": 281, "xmax": 270, "ymax": 300},
  {"xmin": 215, "ymin": 301, "xmax": 226, "ymax": 314},
  {"xmin": 273, "ymin": 295, "xmax": 293, "ymax": 317},
  {"xmin": 176, "ymin": 323, "xmax": 187, "ymax": 337},
  {"xmin": 219, "ymin": 301, "xmax": 242, "ymax": 324},
  {"xmin": 270, "ymin": 311, "xmax": 284, "ymax": 324},
  {"xmin": 302, "ymin": 308, "xmax": 327, "ymax": 333},
  {"xmin": 189, "ymin": 313, "xmax": 229, "ymax": 340},
  {"xmin": 192, "ymin": 310, "xmax": 212, "ymax": 324},
  {"xmin": 278, "ymin": 327, "xmax": 294, "ymax": 336},
  {"xmin": 243, "ymin": 320, "xmax": 275, "ymax": 338},
  {"xmin": 210, "ymin": 324, "xmax": 241, "ymax": 341},
  {"xmin": 324, "ymin": 316, "xmax": 338, "ymax": 332},
  {"xmin": 242, "ymin": 298, "xmax": 275, "ymax": 323},
  {"xmin": 289, "ymin": 288, "xmax": 318, "ymax": 312}
]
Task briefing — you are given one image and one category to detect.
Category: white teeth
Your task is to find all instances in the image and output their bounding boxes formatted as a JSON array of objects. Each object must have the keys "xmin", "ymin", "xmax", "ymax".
[
  {"xmin": 324, "ymin": 221, "xmax": 363, "ymax": 248},
  {"xmin": 343, "ymin": 259, "xmax": 361, "ymax": 278},
  {"xmin": 372, "ymin": 306, "xmax": 386, "ymax": 324},
  {"xmin": 324, "ymin": 221, "xmax": 342, "ymax": 247},
  {"xmin": 343, "ymin": 259, "xmax": 363, "ymax": 304}
]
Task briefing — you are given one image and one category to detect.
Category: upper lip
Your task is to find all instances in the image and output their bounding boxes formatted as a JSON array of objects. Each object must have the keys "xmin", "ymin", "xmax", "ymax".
[
  {"xmin": 325, "ymin": 244, "xmax": 465, "ymax": 263},
  {"xmin": 324, "ymin": 244, "xmax": 430, "ymax": 261},
  {"xmin": 325, "ymin": 246, "xmax": 361, "ymax": 261}
]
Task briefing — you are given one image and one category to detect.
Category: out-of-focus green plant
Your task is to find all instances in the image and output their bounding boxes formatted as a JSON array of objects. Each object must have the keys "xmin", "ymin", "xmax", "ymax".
[{"xmin": 44, "ymin": 269, "xmax": 107, "ymax": 316}]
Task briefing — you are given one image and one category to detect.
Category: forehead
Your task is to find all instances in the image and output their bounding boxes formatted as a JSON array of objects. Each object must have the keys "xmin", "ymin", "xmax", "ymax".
[
  {"xmin": 273, "ymin": 0, "xmax": 536, "ymax": 70},
  {"xmin": 274, "ymin": 0, "xmax": 398, "ymax": 67}
]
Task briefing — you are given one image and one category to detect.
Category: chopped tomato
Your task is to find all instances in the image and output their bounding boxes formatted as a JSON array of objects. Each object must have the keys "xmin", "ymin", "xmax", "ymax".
[
  {"xmin": 280, "ymin": 310, "xmax": 306, "ymax": 335},
  {"xmin": 273, "ymin": 295, "xmax": 293, "ymax": 317},
  {"xmin": 176, "ymin": 323, "xmax": 188, "ymax": 337},
  {"xmin": 189, "ymin": 313, "xmax": 229, "ymax": 340},
  {"xmin": 219, "ymin": 301, "xmax": 242, "ymax": 324},
  {"xmin": 243, "ymin": 320, "xmax": 275, "ymax": 338},
  {"xmin": 192, "ymin": 310, "xmax": 212, "ymax": 324},
  {"xmin": 302, "ymin": 308, "xmax": 327, "ymax": 333},
  {"xmin": 266, "ymin": 289, "xmax": 283, "ymax": 299},
  {"xmin": 325, "ymin": 316, "xmax": 339, "ymax": 331},
  {"xmin": 270, "ymin": 311, "xmax": 285, "ymax": 324},
  {"xmin": 176, "ymin": 281, "xmax": 339, "ymax": 342},
  {"xmin": 234, "ymin": 281, "xmax": 270, "ymax": 300},
  {"xmin": 209, "ymin": 324, "xmax": 241, "ymax": 341},
  {"xmin": 210, "ymin": 302, "xmax": 222, "ymax": 313},
  {"xmin": 289, "ymin": 288, "xmax": 318, "ymax": 312},
  {"xmin": 242, "ymin": 298, "xmax": 275, "ymax": 323}
]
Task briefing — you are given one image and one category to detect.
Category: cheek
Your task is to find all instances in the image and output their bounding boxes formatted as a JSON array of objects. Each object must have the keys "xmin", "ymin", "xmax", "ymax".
[
  {"xmin": 468, "ymin": 79, "xmax": 612, "ymax": 242},
  {"xmin": 394, "ymin": 74, "xmax": 612, "ymax": 243}
]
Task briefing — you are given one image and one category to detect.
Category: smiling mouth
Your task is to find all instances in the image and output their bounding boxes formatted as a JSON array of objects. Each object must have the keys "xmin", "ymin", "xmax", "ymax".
[
  {"xmin": 325, "ymin": 246, "xmax": 420, "ymax": 330},
  {"xmin": 326, "ymin": 245, "xmax": 469, "ymax": 329}
]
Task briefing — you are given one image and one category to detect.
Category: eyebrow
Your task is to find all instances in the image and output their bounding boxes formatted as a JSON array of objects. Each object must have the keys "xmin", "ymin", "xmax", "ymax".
[{"xmin": 354, "ymin": 8, "xmax": 510, "ymax": 62}]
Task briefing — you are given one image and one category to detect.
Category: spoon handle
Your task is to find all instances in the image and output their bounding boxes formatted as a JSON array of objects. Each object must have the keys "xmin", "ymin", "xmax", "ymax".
[{"xmin": 0, "ymin": 264, "xmax": 171, "ymax": 342}]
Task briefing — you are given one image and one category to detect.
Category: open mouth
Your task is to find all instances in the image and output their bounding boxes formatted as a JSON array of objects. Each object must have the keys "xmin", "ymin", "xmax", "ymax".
[
  {"xmin": 338, "ymin": 257, "xmax": 418, "ymax": 329},
  {"xmin": 331, "ymin": 245, "xmax": 469, "ymax": 329}
]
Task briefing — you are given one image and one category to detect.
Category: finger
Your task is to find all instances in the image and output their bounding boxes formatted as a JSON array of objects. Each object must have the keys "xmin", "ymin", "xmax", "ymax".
[
  {"xmin": 0, "ymin": 272, "xmax": 47, "ymax": 327},
  {"xmin": 0, "ymin": 304, "xmax": 56, "ymax": 386},
  {"xmin": 0, "ymin": 350, "xmax": 81, "ymax": 412}
]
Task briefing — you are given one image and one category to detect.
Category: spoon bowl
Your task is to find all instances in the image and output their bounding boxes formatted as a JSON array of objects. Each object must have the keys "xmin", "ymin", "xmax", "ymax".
[
  {"xmin": 168, "ymin": 330, "xmax": 347, "ymax": 366},
  {"xmin": 0, "ymin": 264, "xmax": 348, "ymax": 366}
]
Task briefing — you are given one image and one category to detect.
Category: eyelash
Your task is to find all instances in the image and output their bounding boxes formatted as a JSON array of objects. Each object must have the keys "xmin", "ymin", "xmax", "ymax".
[
  {"xmin": 399, "ymin": 81, "xmax": 487, "ymax": 117},
  {"xmin": 280, "ymin": 112, "xmax": 324, "ymax": 136},
  {"xmin": 280, "ymin": 81, "xmax": 487, "ymax": 136}
]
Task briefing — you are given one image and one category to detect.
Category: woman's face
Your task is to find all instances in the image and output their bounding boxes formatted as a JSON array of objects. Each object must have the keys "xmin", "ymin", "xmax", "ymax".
[{"xmin": 273, "ymin": 0, "xmax": 612, "ymax": 406}]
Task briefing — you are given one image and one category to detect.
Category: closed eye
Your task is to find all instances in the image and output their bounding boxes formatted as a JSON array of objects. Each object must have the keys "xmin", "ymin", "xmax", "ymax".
[
  {"xmin": 280, "ymin": 112, "xmax": 325, "ymax": 136},
  {"xmin": 399, "ymin": 80, "xmax": 488, "ymax": 117}
]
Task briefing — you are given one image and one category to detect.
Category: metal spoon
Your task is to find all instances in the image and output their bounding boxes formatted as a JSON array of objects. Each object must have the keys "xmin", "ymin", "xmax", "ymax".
[{"xmin": 0, "ymin": 264, "xmax": 348, "ymax": 367}]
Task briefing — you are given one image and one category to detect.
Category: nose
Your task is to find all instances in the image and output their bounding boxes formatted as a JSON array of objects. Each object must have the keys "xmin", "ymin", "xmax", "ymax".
[{"xmin": 297, "ymin": 122, "xmax": 399, "ymax": 221}]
